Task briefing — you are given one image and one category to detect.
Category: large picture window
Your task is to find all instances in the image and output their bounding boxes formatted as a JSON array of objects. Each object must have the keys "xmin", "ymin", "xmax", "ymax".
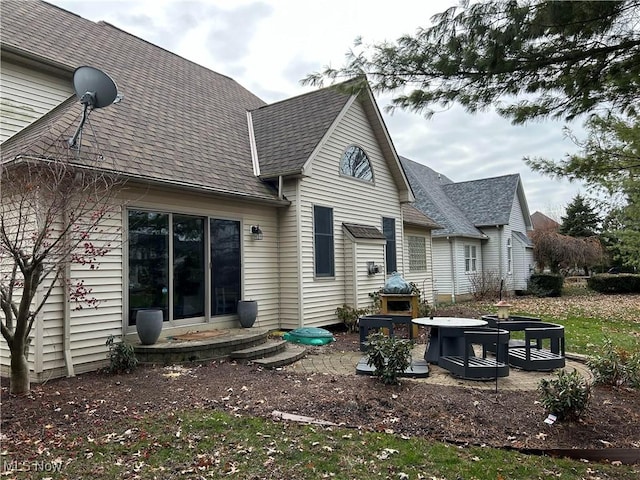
[
  {"xmin": 383, "ymin": 217, "xmax": 397, "ymax": 274},
  {"xmin": 314, "ymin": 205, "xmax": 334, "ymax": 277}
]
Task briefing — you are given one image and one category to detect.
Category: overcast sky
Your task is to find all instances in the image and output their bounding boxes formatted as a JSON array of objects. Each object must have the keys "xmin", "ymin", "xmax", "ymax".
[{"xmin": 48, "ymin": 0, "xmax": 589, "ymax": 218}]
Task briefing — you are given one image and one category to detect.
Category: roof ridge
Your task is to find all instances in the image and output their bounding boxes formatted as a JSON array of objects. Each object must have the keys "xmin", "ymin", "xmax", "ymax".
[{"xmin": 252, "ymin": 79, "xmax": 355, "ymax": 112}]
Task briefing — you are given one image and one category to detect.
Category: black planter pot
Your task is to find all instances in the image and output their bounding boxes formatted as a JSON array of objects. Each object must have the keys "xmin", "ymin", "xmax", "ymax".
[{"xmin": 237, "ymin": 300, "xmax": 258, "ymax": 328}]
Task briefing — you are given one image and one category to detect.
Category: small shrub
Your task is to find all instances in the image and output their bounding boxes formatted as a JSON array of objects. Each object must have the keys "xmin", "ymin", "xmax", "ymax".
[
  {"xmin": 106, "ymin": 335, "xmax": 138, "ymax": 374},
  {"xmin": 627, "ymin": 353, "xmax": 640, "ymax": 390},
  {"xmin": 335, "ymin": 304, "xmax": 369, "ymax": 333},
  {"xmin": 528, "ymin": 274, "xmax": 563, "ymax": 297},
  {"xmin": 468, "ymin": 270, "xmax": 504, "ymax": 300},
  {"xmin": 587, "ymin": 339, "xmax": 640, "ymax": 388},
  {"xmin": 538, "ymin": 369, "xmax": 591, "ymax": 421},
  {"xmin": 365, "ymin": 332, "xmax": 413, "ymax": 385}
]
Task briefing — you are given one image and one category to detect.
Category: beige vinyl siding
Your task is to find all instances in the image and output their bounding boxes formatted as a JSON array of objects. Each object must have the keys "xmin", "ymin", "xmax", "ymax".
[
  {"xmin": 402, "ymin": 226, "xmax": 434, "ymax": 304},
  {"xmin": 355, "ymin": 242, "xmax": 385, "ymax": 308},
  {"xmin": 0, "ymin": 60, "xmax": 72, "ymax": 143},
  {"xmin": 3, "ymin": 185, "xmax": 285, "ymax": 381},
  {"xmin": 37, "ymin": 286, "xmax": 65, "ymax": 376},
  {"xmin": 277, "ymin": 179, "xmax": 301, "ymax": 330},
  {"xmin": 297, "ymin": 99, "xmax": 403, "ymax": 328},
  {"xmin": 342, "ymin": 234, "xmax": 356, "ymax": 308},
  {"xmin": 66, "ymin": 209, "xmax": 123, "ymax": 372},
  {"xmin": 31, "ymin": 205, "xmax": 123, "ymax": 380}
]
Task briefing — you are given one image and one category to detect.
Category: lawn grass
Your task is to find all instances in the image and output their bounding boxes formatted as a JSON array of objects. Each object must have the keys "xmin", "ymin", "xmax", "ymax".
[
  {"xmin": 8, "ymin": 410, "xmax": 638, "ymax": 479},
  {"xmin": 474, "ymin": 286, "xmax": 640, "ymax": 356},
  {"xmin": 5, "ymin": 290, "xmax": 639, "ymax": 479}
]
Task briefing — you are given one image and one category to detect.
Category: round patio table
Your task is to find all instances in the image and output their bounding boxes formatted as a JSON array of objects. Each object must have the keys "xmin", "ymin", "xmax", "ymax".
[{"xmin": 412, "ymin": 317, "xmax": 488, "ymax": 364}]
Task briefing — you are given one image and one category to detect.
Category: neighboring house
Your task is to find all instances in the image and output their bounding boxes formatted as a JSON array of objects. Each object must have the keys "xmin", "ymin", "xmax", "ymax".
[
  {"xmin": 0, "ymin": 1, "xmax": 439, "ymax": 381},
  {"xmin": 531, "ymin": 211, "xmax": 560, "ymax": 233},
  {"xmin": 400, "ymin": 157, "xmax": 534, "ymax": 302}
]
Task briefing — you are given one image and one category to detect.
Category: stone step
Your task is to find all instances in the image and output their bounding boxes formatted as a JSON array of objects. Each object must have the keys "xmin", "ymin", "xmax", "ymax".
[
  {"xmin": 251, "ymin": 344, "xmax": 307, "ymax": 369},
  {"xmin": 230, "ymin": 339, "xmax": 287, "ymax": 360}
]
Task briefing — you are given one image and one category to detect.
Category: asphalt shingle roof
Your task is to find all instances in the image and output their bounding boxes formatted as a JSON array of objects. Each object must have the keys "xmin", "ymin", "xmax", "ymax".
[
  {"xmin": 342, "ymin": 223, "xmax": 386, "ymax": 240},
  {"xmin": 400, "ymin": 157, "xmax": 485, "ymax": 238},
  {"xmin": 442, "ymin": 174, "xmax": 521, "ymax": 226},
  {"xmin": 402, "ymin": 204, "xmax": 441, "ymax": 230},
  {"xmin": 1, "ymin": 0, "xmax": 279, "ymax": 201},
  {"xmin": 400, "ymin": 156, "xmax": 526, "ymax": 238},
  {"xmin": 251, "ymin": 85, "xmax": 352, "ymax": 177}
]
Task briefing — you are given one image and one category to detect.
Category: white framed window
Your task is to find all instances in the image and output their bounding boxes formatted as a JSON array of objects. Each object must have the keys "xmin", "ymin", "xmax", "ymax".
[
  {"xmin": 464, "ymin": 245, "xmax": 477, "ymax": 272},
  {"xmin": 408, "ymin": 235, "xmax": 427, "ymax": 272},
  {"xmin": 507, "ymin": 238, "xmax": 513, "ymax": 274}
]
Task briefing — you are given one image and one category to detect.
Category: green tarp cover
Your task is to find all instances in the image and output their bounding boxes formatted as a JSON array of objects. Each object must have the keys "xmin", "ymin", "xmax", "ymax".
[{"xmin": 283, "ymin": 327, "xmax": 335, "ymax": 345}]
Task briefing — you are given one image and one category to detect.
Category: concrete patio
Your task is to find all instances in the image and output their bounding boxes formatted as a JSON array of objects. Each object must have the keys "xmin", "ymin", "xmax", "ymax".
[{"xmin": 286, "ymin": 343, "xmax": 592, "ymax": 391}]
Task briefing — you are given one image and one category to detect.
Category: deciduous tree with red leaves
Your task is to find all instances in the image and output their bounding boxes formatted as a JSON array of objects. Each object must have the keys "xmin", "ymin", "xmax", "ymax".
[{"xmin": 1, "ymin": 152, "xmax": 123, "ymax": 395}]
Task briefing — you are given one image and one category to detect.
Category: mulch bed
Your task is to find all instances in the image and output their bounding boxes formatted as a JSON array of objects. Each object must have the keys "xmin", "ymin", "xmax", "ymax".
[{"xmin": 2, "ymin": 326, "xmax": 639, "ymax": 466}]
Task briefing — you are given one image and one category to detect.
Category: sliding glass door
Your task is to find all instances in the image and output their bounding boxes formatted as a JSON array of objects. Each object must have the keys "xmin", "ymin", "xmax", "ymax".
[{"xmin": 127, "ymin": 210, "xmax": 241, "ymax": 325}]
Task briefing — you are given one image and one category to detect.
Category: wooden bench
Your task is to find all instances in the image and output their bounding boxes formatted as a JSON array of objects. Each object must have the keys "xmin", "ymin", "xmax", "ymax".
[
  {"xmin": 438, "ymin": 327, "xmax": 510, "ymax": 380},
  {"xmin": 483, "ymin": 317, "xmax": 565, "ymax": 371},
  {"xmin": 358, "ymin": 314, "xmax": 414, "ymax": 351}
]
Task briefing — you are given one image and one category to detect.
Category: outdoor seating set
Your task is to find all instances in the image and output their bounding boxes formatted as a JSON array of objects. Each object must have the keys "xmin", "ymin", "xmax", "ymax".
[{"xmin": 358, "ymin": 313, "xmax": 566, "ymax": 381}]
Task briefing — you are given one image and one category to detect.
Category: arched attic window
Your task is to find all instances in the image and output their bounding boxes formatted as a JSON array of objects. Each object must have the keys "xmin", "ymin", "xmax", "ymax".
[{"xmin": 339, "ymin": 145, "xmax": 374, "ymax": 182}]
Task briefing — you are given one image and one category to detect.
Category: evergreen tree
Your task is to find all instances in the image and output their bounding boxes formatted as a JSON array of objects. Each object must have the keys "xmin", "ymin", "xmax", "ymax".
[
  {"xmin": 303, "ymin": 0, "xmax": 640, "ymax": 267},
  {"xmin": 528, "ymin": 113, "xmax": 639, "ymax": 269},
  {"xmin": 304, "ymin": 0, "xmax": 640, "ymax": 124},
  {"xmin": 560, "ymin": 195, "xmax": 600, "ymax": 237}
]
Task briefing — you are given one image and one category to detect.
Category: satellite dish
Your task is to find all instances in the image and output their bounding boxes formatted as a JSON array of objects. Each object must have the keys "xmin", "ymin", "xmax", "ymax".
[
  {"xmin": 68, "ymin": 66, "xmax": 120, "ymax": 148},
  {"xmin": 72, "ymin": 66, "xmax": 118, "ymax": 108}
]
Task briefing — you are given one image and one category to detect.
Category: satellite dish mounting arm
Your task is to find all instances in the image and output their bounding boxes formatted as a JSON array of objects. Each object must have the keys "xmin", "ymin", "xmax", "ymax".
[{"xmin": 68, "ymin": 92, "xmax": 96, "ymax": 148}]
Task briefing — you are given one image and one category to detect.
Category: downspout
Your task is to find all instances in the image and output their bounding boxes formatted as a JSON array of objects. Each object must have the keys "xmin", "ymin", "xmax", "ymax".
[
  {"xmin": 278, "ymin": 175, "xmax": 283, "ymax": 200},
  {"xmin": 62, "ymin": 209, "xmax": 75, "ymax": 377},
  {"xmin": 497, "ymin": 225, "xmax": 504, "ymax": 282},
  {"xmin": 295, "ymin": 180, "xmax": 304, "ymax": 328},
  {"xmin": 63, "ymin": 261, "xmax": 74, "ymax": 377},
  {"xmin": 449, "ymin": 237, "xmax": 456, "ymax": 304}
]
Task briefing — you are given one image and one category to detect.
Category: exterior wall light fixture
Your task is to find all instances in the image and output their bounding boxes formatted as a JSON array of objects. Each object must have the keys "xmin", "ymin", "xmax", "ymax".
[{"xmin": 251, "ymin": 225, "xmax": 263, "ymax": 240}]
